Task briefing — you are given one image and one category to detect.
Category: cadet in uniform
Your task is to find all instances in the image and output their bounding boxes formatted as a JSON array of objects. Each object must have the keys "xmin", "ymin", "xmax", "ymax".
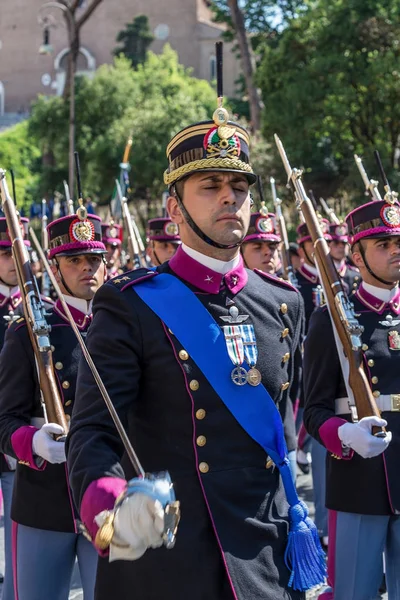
[
  {"xmin": 146, "ymin": 216, "xmax": 181, "ymax": 265},
  {"xmin": 327, "ymin": 222, "xmax": 361, "ymax": 292},
  {"xmin": 101, "ymin": 222, "xmax": 123, "ymax": 278},
  {"xmin": 0, "ymin": 217, "xmax": 30, "ymax": 600},
  {"xmin": 296, "ymin": 219, "xmax": 332, "ymax": 326},
  {"xmin": 0, "ymin": 211, "xmax": 107, "ymax": 600},
  {"xmin": 67, "ymin": 106, "xmax": 324, "ymax": 599},
  {"xmin": 303, "ymin": 198, "xmax": 398, "ymax": 599},
  {"xmin": 296, "ymin": 219, "xmax": 332, "ymax": 546},
  {"xmin": 241, "ymin": 208, "xmax": 281, "ymax": 274}
]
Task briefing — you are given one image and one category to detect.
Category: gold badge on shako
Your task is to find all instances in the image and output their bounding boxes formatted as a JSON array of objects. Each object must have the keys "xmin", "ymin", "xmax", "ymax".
[
  {"xmin": 381, "ymin": 204, "xmax": 400, "ymax": 228},
  {"xmin": 69, "ymin": 219, "xmax": 95, "ymax": 242},
  {"xmin": 256, "ymin": 216, "xmax": 274, "ymax": 233},
  {"xmin": 164, "ymin": 222, "xmax": 179, "ymax": 237},
  {"xmin": 335, "ymin": 224, "xmax": 348, "ymax": 237}
]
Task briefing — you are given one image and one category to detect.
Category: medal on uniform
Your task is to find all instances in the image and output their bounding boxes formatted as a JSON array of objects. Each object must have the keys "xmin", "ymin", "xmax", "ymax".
[
  {"xmin": 388, "ymin": 330, "xmax": 400, "ymax": 350},
  {"xmin": 241, "ymin": 323, "xmax": 262, "ymax": 386},
  {"xmin": 222, "ymin": 325, "xmax": 247, "ymax": 385}
]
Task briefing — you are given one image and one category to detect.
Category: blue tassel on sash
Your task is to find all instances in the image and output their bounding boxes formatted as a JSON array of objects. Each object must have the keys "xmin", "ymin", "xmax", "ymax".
[{"xmin": 134, "ymin": 273, "xmax": 326, "ymax": 591}]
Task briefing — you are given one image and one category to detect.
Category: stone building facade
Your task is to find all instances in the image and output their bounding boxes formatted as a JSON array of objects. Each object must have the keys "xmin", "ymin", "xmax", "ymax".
[{"xmin": 0, "ymin": 0, "xmax": 240, "ymax": 115}]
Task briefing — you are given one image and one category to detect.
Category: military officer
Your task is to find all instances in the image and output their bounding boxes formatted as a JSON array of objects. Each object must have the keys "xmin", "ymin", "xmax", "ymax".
[
  {"xmin": 0, "ymin": 217, "xmax": 31, "ymax": 599},
  {"xmin": 146, "ymin": 216, "xmax": 181, "ymax": 266},
  {"xmin": 303, "ymin": 198, "xmax": 399, "ymax": 599},
  {"xmin": 328, "ymin": 222, "xmax": 361, "ymax": 292},
  {"xmin": 0, "ymin": 211, "xmax": 106, "ymax": 600},
  {"xmin": 241, "ymin": 208, "xmax": 282, "ymax": 274},
  {"xmin": 66, "ymin": 102, "xmax": 325, "ymax": 600},
  {"xmin": 101, "ymin": 222, "xmax": 123, "ymax": 278}
]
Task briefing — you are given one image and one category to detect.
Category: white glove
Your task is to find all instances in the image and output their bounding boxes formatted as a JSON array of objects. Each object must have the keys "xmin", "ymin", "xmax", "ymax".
[
  {"xmin": 32, "ymin": 423, "xmax": 66, "ymax": 464},
  {"xmin": 338, "ymin": 417, "xmax": 392, "ymax": 459},
  {"xmin": 95, "ymin": 493, "xmax": 165, "ymax": 562}
]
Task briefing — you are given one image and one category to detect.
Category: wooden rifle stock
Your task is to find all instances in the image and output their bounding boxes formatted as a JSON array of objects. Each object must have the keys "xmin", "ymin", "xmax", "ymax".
[
  {"xmin": 274, "ymin": 136, "xmax": 385, "ymax": 436},
  {"xmin": 0, "ymin": 171, "xmax": 68, "ymax": 437}
]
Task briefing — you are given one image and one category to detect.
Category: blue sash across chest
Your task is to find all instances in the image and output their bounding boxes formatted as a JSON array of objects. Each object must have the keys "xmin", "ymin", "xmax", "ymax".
[{"xmin": 133, "ymin": 272, "xmax": 325, "ymax": 591}]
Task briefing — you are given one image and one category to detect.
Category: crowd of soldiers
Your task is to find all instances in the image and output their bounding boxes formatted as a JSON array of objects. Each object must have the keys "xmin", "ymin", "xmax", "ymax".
[{"xmin": 0, "ymin": 63, "xmax": 398, "ymax": 600}]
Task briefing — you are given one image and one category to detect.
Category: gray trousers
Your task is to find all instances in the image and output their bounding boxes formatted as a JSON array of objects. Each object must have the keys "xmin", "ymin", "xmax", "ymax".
[
  {"xmin": 1, "ymin": 471, "xmax": 15, "ymax": 600},
  {"xmin": 331, "ymin": 511, "xmax": 400, "ymax": 600},
  {"xmin": 13, "ymin": 523, "xmax": 98, "ymax": 600},
  {"xmin": 311, "ymin": 437, "xmax": 328, "ymax": 537}
]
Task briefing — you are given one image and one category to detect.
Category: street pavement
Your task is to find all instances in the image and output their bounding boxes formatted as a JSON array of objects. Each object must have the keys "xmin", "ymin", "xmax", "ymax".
[{"xmin": 0, "ymin": 467, "xmax": 388, "ymax": 599}]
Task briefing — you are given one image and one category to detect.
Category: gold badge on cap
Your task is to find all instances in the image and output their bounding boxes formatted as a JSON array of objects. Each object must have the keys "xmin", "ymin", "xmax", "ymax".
[
  {"xmin": 335, "ymin": 224, "xmax": 348, "ymax": 237},
  {"xmin": 70, "ymin": 219, "xmax": 95, "ymax": 242},
  {"xmin": 164, "ymin": 222, "xmax": 179, "ymax": 237},
  {"xmin": 256, "ymin": 216, "xmax": 274, "ymax": 233},
  {"xmin": 381, "ymin": 204, "xmax": 400, "ymax": 228}
]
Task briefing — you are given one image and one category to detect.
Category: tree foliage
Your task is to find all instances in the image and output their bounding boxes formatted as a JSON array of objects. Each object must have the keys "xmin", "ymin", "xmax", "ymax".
[
  {"xmin": 0, "ymin": 122, "xmax": 41, "ymax": 215},
  {"xmin": 113, "ymin": 15, "xmax": 154, "ymax": 68},
  {"xmin": 257, "ymin": 0, "xmax": 400, "ymax": 203},
  {"xmin": 28, "ymin": 47, "xmax": 217, "ymax": 204}
]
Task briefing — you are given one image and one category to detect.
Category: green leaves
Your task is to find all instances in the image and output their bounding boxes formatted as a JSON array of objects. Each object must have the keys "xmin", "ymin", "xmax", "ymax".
[{"xmin": 26, "ymin": 47, "xmax": 216, "ymax": 204}]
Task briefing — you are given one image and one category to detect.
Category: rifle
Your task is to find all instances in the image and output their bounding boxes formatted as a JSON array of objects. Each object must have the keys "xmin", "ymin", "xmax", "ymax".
[
  {"xmin": 270, "ymin": 177, "xmax": 298, "ymax": 287},
  {"xmin": 115, "ymin": 180, "xmax": 143, "ymax": 270},
  {"xmin": 319, "ymin": 197, "xmax": 341, "ymax": 225},
  {"xmin": 274, "ymin": 136, "xmax": 385, "ymax": 436},
  {"xmin": 0, "ymin": 170, "xmax": 68, "ymax": 437},
  {"xmin": 41, "ymin": 199, "xmax": 51, "ymax": 297},
  {"xmin": 63, "ymin": 180, "xmax": 75, "ymax": 216},
  {"xmin": 354, "ymin": 155, "xmax": 383, "ymax": 201}
]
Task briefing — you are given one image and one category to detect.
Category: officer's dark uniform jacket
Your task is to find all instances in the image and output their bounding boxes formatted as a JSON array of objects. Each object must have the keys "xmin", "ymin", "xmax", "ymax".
[
  {"xmin": 67, "ymin": 247, "xmax": 305, "ymax": 600},
  {"xmin": 0, "ymin": 298, "xmax": 91, "ymax": 532},
  {"xmin": 303, "ymin": 283, "xmax": 400, "ymax": 515}
]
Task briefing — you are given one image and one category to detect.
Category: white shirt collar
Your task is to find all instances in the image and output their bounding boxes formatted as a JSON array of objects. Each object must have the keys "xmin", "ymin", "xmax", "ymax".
[
  {"xmin": 181, "ymin": 243, "xmax": 241, "ymax": 275},
  {"xmin": 0, "ymin": 283, "xmax": 19, "ymax": 298},
  {"xmin": 63, "ymin": 295, "xmax": 92, "ymax": 315},
  {"xmin": 363, "ymin": 282, "xmax": 399, "ymax": 303}
]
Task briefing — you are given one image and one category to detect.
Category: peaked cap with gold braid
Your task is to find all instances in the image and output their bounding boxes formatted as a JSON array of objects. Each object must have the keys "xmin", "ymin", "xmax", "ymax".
[
  {"xmin": 164, "ymin": 117, "xmax": 256, "ymax": 187},
  {"xmin": 164, "ymin": 43, "xmax": 256, "ymax": 188}
]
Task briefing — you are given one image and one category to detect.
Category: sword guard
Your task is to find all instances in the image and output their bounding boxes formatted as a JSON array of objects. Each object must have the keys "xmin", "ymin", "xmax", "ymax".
[{"xmin": 126, "ymin": 471, "xmax": 180, "ymax": 549}]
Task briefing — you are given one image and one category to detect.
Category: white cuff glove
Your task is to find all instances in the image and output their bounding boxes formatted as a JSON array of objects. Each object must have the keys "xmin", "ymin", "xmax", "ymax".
[
  {"xmin": 338, "ymin": 417, "xmax": 392, "ymax": 459},
  {"xmin": 32, "ymin": 423, "xmax": 66, "ymax": 464},
  {"xmin": 95, "ymin": 493, "xmax": 165, "ymax": 562}
]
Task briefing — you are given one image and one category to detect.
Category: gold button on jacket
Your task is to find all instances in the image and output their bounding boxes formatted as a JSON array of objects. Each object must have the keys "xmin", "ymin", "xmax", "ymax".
[
  {"xmin": 199, "ymin": 462, "xmax": 209, "ymax": 473},
  {"xmin": 196, "ymin": 435, "xmax": 206, "ymax": 447},
  {"xmin": 179, "ymin": 350, "xmax": 189, "ymax": 361},
  {"xmin": 189, "ymin": 380, "xmax": 199, "ymax": 391},
  {"xmin": 196, "ymin": 409, "xmax": 206, "ymax": 420},
  {"xmin": 62, "ymin": 381, "xmax": 70, "ymax": 389}
]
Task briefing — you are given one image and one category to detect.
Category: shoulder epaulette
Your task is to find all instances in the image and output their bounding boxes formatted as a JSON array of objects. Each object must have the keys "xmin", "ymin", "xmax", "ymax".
[
  {"xmin": 253, "ymin": 269, "xmax": 298, "ymax": 292},
  {"xmin": 109, "ymin": 268, "xmax": 158, "ymax": 292},
  {"xmin": 7, "ymin": 316, "xmax": 27, "ymax": 332}
]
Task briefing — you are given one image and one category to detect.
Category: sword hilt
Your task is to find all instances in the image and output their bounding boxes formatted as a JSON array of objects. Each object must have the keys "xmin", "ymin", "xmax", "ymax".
[{"xmin": 126, "ymin": 471, "xmax": 180, "ymax": 549}]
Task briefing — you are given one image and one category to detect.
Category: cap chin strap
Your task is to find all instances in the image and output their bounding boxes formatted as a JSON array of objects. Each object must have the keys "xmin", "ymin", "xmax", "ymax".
[
  {"xmin": 302, "ymin": 244, "xmax": 315, "ymax": 267},
  {"xmin": 54, "ymin": 258, "xmax": 75, "ymax": 297},
  {"xmin": 174, "ymin": 188, "xmax": 244, "ymax": 250},
  {"xmin": 151, "ymin": 242, "xmax": 162, "ymax": 267},
  {"xmin": 358, "ymin": 241, "xmax": 395, "ymax": 286}
]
